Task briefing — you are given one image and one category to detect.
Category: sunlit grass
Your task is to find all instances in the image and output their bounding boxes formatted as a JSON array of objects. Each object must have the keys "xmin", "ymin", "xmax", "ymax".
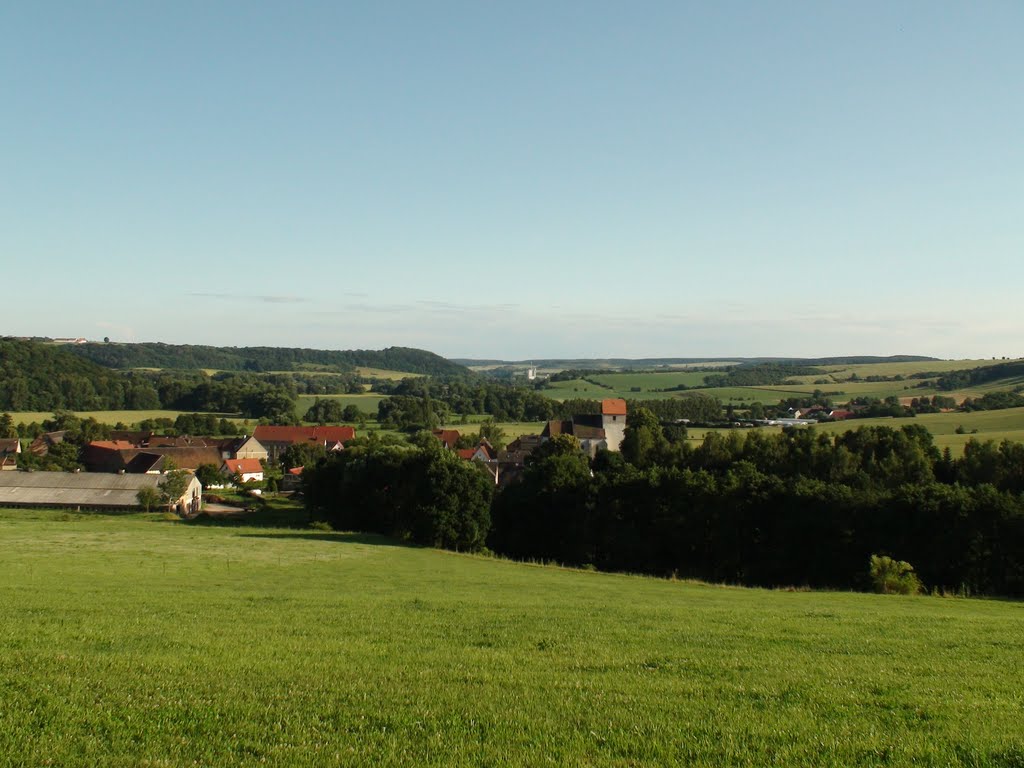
[{"xmin": 0, "ymin": 510, "xmax": 1021, "ymax": 766}]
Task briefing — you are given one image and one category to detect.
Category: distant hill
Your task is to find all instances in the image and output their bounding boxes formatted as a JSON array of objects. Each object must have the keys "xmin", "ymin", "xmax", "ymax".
[
  {"xmin": 0, "ymin": 339, "xmax": 148, "ymax": 411},
  {"xmin": 69, "ymin": 342, "xmax": 469, "ymax": 377},
  {"xmin": 458, "ymin": 355, "xmax": 940, "ymax": 371},
  {"xmin": 933, "ymin": 360, "xmax": 1024, "ymax": 391}
]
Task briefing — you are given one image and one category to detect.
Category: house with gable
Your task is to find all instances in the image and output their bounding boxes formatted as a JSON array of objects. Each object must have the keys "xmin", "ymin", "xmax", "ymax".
[
  {"xmin": 216, "ymin": 435, "xmax": 268, "ymax": 462},
  {"xmin": 30, "ymin": 431, "xmax": 67, "ymax": 457},
  {"xmin": 222, "ymin": 458, "xmax": 265, "ymax": 483},
  {"xmin": 431, "ymin": 429, "xmax": 461, "ymax": 450},
  {"xmin": 456, "ymin": 441, "xmax": 500, "ymax": 483},
  {"xmin": 0, "ymin": 438, "xmax": 21, "ymax": 471}
]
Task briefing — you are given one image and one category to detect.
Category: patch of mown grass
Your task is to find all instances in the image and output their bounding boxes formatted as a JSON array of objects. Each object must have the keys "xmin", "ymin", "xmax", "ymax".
[{"xmin": 0, "ymin": 510, "xmax": 1021, "ymax": 766}]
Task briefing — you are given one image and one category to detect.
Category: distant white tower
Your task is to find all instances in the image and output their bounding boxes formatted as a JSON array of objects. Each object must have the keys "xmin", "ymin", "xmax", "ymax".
[{"xmin": 527, "ymin": 366, "xmax": 537, "ymax": 381}]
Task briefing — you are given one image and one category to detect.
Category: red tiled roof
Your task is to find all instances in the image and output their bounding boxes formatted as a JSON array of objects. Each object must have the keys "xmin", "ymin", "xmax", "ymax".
[
  {"xmin": 253, "ymin": 426, "xmax": 356, "ymax": 445},
  {"xmin": 88, "ymin": 440, "xmax": 138, "ymax": 451},
  {"xmin": 456, "ymin": 448, "xmax": 476, "ymax": 460},
  {"xmin": 224, "ymin": 458, "xmax": 263, "ymax": 475},
  {"xmin": 288, "ymin": 467, "xmax": 303, "ymax": 475},
  {"xmin": 431, "ymin": 429, "xmax": 461, "ymax": 448},
  {"xmin": 602, "ymin": 398, "xmax": 627, "ymax": 416}
]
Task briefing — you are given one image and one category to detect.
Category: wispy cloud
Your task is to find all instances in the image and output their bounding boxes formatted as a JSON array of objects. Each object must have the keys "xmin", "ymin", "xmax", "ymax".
[{"xmin": 188, "ymin": 292, "xmax": 308, "ymax": 304}]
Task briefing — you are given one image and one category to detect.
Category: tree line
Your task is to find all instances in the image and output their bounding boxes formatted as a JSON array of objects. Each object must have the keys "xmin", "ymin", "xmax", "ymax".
[
  {"xmin": 303, "ymin": 416, "xmax": 1024, "ymax": 597},
  {"xmin": 69, "ymin": 341, "xmax": 469, "ymax": 376}
]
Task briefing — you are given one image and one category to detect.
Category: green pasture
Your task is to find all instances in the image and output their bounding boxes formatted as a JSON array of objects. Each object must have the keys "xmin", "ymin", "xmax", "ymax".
[
  {"xmin": 589, "ymin": 370, "xmax": 712, "ymax": 393},
  {"xmin": 295, "ymin": 393, "xmax": 387, "ymax": 418},
  {"xmin": 697, "ymin": 386, "xmax": 815, "ymax": 404},
  {"xmin": 543, "ymin": 378, "xmax": 618, "ymax": 400},
  {"xmin": 437, "ymin": 420, "xmax": 546, "ymax": 440},
  {"xmin": 0, "ymin": 510, "xmax": 1021, "ymax": 767},
  {"xmin": 811, "ymin": 407, "xmax": 1024, "ymax": 440}
]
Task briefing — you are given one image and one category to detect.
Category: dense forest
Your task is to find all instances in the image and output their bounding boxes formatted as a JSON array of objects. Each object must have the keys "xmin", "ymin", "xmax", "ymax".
[
  {"xmin": 304, "ymin": 419, "xmax": 1024, "ymax": 597},
  {"xmin": 68, "ymin": 341, "xmax": 468, "ymax": 376},
  {"xmin": 0, "ymin": 340, "xmax": 157, "ymax": 411},
  {"xmin": 0, "ymin": 339, "xmax": 455, "ymax": 414}
]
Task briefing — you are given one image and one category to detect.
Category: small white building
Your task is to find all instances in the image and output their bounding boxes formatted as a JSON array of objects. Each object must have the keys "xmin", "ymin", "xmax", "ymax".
[{"xmin": 222, "ymin": 458, "xmax": 265, "ymax": 483}]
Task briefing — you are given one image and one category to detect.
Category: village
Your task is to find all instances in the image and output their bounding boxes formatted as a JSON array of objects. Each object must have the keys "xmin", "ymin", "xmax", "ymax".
[{"xmin": 0, "ymin": 399, "xmax": 630, "ymax": 515}]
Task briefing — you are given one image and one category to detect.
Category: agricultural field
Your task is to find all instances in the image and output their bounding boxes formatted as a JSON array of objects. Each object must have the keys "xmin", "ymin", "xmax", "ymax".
[
  {"xmin": 812, "ymin": 407, "xmax": 1024, "ymax": 452},
  {"xmin": 3, "ymin": 410, "xmax": 249, "ymax": 428},
  {"xmin": 356, "ymin": 366, "xmax": 423, "ymax": 380},
  {"xmin": 589, "ymin": 370, "xmax": 712, "ymax": 392},
  {"xmin": 817, "ymin": 359, "xmax": 1006, "ymax": 380},
  {"xmin": 541, "ymin": 358, "xmax": 1023, "ymax": 409},
  {"xmin": 686, "ymin": 407, "xmax": 1024, "ymax": 455},
  {"xmin": 0, "ymin": 510, "xmax": 1021, "ymax": 766}
]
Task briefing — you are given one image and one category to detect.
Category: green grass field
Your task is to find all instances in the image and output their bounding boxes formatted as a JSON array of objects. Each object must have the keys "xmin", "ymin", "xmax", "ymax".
[
  {"xmin": 0, "ymin": 510, "xmax": 1021, "ymax": 766},
  {"xmin": 588, "ymin": 371, "xmax": 714, "ymax": 392},
  {"xmin": 295, "ymin": 393, "xmax": 387, "ymax": 419},
  {"xmin": 437, "ymin": 421, "xmax": 546, "ymax": 440}
]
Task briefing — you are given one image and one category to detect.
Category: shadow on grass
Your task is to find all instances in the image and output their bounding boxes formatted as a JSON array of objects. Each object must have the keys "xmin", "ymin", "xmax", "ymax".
[
  {"xmin": 184, "ymin": 506, "xmax": 311, "ymax": 529},
  {"xmin": 237, "ymin": 531, "xmax": 412, "ymax": 547}
]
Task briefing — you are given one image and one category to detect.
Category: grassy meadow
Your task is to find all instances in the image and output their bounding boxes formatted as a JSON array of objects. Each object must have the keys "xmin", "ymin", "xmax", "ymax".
[
  {"xmin": 0, "ymin": 509, "xmax": 1022, "ymax": 767},
  {"xmin": 437, "ymin": 420, "xmax": 546, "ymax": 440},
  {"xmin": 294, "ymin": 393, "xmax": 387, "ymax": 418}
]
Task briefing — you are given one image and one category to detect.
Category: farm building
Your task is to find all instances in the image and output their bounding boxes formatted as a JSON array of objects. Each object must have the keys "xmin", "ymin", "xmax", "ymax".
[
  {"xmin": 0, "ymin": 471, "xmax": 201, "ymax": 513},
  {"xmin": 252, "ymin": 426, "xmax": 356, "ymax": 461},
  {"xmin": 540, "ymin": 398, "xmax": 629, "ymax": 457},
  {"xmin": 432, "ymin": 429, "xmax": 461, "ymax": 450},
  {"xmin": 83, "ymin": 441, "xmax": 223, "ymax": 473},
  {"xmin": 217, "ymin": 435, "xmax": 268, "ymax": 462},
  {"xmin": 222, "ymin": 458, "xmax": 264, "ymax": 483},
  {"xmin": 0, "ymin": 438, "xmax": 21, "ymax": 470}
]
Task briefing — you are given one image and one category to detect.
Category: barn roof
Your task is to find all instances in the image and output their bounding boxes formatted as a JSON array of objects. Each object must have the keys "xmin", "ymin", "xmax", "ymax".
[
  {"xmin": 253, "ymin": 426, "xmax": 356, "ymax": 445},
  {"xmin": 0, "ymin": 471, "xmax": 198, "ymax": 508}
]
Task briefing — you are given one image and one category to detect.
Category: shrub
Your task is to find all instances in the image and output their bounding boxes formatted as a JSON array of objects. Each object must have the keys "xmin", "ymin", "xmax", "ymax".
[{"xmin": 869, "ymin": 554, "xmax": 923, "ymax": 595}]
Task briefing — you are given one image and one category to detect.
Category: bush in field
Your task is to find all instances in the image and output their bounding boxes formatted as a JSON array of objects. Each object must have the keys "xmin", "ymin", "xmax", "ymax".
[{"xmin": 869, "ymin": 555, "xmax": 923, "ymax": 595}]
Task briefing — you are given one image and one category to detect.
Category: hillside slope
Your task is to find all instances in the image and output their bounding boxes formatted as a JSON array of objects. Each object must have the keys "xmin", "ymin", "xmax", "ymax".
[
  {"xmin": 0, "ymin": 510, "xmax": 1021, "ymax": 767},
  {"xmin": 0, "ymin": 339, "xmax": 149, "ymax": 411},
  {"xmin": 70, "ymin": 342, "xmax": 469, "ymax": 376}
]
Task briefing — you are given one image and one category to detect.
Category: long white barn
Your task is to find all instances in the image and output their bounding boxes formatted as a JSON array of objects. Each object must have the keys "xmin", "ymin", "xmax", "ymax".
[{"xmin": 0, "ymin": 471, "xmax": 201, "ymax": 513}]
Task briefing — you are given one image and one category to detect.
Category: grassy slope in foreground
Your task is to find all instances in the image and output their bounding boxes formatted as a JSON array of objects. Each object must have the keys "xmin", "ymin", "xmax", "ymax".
[{"xmin": 1, "ymin": 512, "xmax": 1022, "ymax": 767}]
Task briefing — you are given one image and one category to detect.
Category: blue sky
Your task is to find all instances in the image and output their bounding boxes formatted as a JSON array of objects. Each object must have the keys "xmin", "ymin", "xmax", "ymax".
[{"xmin": 3, "ymin": 2, "xmax": 1022, "ymax": 359}]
